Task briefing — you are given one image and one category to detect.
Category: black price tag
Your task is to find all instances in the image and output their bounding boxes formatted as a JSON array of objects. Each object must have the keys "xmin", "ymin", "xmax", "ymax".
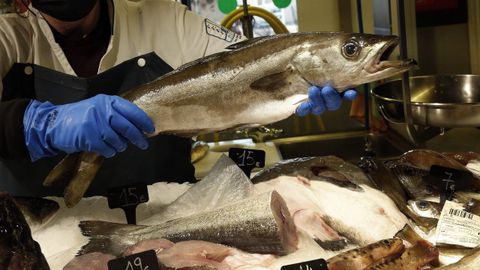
[
  {"xmin": 107, "ymin": 183, "xmax": 149, "ymax": 225},
  {"xmin": 281, "ymin": 258, "xmax": 328, "ymax": 270},
  {"xmin": 228, "ymin": 148, "xmax": 265, "ymax": 178},
  {"xmin": 427, "ymin": 165, "xmax": 473, "ymax": 203},
  {"xmin": 108, "ymin": 250, "xmax": 159, "ymax": 270}
]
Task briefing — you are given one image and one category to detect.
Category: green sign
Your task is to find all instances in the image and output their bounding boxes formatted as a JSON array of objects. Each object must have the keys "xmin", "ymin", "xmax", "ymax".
[
  {"xmin": 273, "ymin": 0, "xmax": 292, "ymax": 8},
  {"xmin": 218, "ymin": 0, "xmax": 237, "ymax": 14}
]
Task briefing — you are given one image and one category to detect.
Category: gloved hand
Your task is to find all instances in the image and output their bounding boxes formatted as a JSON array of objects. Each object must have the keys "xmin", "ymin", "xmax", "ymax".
[
  {"xmin": 24, "ymin": 94, "xmax": 155, "ymax": 161},
  {"xmin": 296, "ymin": 85, "xmax": 357, "ymax": 116}
]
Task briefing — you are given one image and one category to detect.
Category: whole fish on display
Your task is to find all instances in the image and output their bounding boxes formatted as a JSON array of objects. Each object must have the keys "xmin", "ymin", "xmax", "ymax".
[
  {"xmin": 386, "ymin": 149, "xmax": 480, "ymax": 200},
  {"xmin": 43, "ymin": 32, "xmax": 417, "ymax": 207},
  {"xmin": 251, "ymin": 156, "xmax": 373, "ymax": 189},
  {"xmin": 0, "ymin": 192, "xmax": 50, "ymax": 270},
  {"xmin": 79, "ymin": 191, "xmax": 298, "ymax": 256}
]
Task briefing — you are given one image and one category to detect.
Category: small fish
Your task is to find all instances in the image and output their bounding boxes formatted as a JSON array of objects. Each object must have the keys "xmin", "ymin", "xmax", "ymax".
[
  {"xmin": 365, "ymin": 240, "xmax": 439, "ymax": 270},
  {"xmin": 44, "ymin": 32, "xmax": 416, "ymax": 207},
  {"xmin": 251, "ymin": 156, "xmax": 373, "ymax": 190},
  {"xmin": 79, "ymin": 191, "xmax": 298, "ymax": 256},
  {"xmin": 13, "ymin": 196, "xmax": 59, "ymax": 227},
  {"xmin": 326, "ymin": 238, "xmax": 405, "ymax": 270},
  {"xmin": 0, "ymin": 192, "xmax": 50, "ymax": 270}
]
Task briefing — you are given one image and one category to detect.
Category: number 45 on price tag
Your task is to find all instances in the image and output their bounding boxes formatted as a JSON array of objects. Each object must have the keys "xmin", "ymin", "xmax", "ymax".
[{"xmin": 228, "ymin": 148, "xmax": 265, "ymax": 178}]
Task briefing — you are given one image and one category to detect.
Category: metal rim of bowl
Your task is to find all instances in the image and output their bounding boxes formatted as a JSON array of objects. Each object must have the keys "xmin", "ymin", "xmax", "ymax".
[{"xmin": 371, "ymin": 74, "xmax": 480, "ymax": 107}]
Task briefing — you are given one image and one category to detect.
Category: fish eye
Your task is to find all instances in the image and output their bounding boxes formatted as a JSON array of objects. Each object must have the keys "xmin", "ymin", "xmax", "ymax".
[{"xmin": 342, "ymin": 41, "xmax": 361, "ymax": 58}]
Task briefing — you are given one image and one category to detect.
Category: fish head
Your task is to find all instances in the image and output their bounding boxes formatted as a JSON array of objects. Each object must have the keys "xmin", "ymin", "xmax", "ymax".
[
  {"xmin": 292, "ymin": 32, "xmax": 417, "ymax": 91},
  {"xmin": 0, "ymin": 192, "xmax": 49, "ymax": 269}
]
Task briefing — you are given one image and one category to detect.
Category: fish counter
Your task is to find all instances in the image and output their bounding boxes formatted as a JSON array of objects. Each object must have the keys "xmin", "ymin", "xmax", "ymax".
[{"xmin": 4, "ymin": 150, "xmax": 480, "ymax": 270}]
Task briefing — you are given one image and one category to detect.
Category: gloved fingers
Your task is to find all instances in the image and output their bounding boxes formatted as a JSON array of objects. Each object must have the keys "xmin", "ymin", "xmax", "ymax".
[
  {"xmin": 111, "ymin": 97, "xmax": 155, "ymax": 134},
  {"xmin": 343, "ymin": 89, "xmax": 358, "ymax": 101},
  {"xmin": 110, "ymin": 114, "xmax": 149, "ymax": 150},
  {"xmin": 308, "ymin": 86, "xmax": 326, "ymax": 115},
  {"xmin": 321, "ymin": 86, "xmax": 342, "ymax": 111},
  {"xmin": 88, "ymin": 139, "xmax": 117, "ymax": 158},
  {"xmin": 296, "ymin": 101, "xmax": 314, "ymax": 117},
  {"xmin": 101, "ymin": 127, "xmax": 128, "ymax": 153}
]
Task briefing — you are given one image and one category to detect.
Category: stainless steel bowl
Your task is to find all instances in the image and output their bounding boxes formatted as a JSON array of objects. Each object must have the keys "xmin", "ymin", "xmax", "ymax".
[{"xmin": 371, "ymin": 74, "xmax": 480, "ymax": 127}]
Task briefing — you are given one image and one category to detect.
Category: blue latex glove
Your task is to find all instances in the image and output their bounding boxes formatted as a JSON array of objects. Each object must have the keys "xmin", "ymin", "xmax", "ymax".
[
  {"xmin": 24, "ymin": 94, "xmax": 155, "ymax": 161},
  {"xmin": 296, "ymin": 85, "xmax": 357, "ymax": 116}
]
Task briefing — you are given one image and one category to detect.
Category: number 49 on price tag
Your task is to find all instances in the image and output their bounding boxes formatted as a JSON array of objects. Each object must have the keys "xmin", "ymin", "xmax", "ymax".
[
  {"xmin": 108, "ymin": 250, "xmax": 159, "ymax": 270},
  {"xmin": 228, "ymin": 148, "xmax": 265, "ymax": 178}
]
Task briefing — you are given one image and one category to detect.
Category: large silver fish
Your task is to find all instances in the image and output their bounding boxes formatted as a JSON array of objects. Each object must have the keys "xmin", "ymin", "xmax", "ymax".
[{"xmin": 44, "ymin": 32, "xmax": 416, "ymax": 207}]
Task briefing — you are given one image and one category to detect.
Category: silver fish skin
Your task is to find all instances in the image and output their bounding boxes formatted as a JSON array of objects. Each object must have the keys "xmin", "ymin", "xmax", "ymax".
[
  {"xmin": 45, "ymin": 32, "xmax": 416, "ymax": 207},
  {"xmin": 79, "ymin": 191, "xmax": 298, "ymax": 256}
]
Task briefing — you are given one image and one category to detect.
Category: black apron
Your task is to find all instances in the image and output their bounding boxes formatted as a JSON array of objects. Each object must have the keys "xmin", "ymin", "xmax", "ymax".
[{"xmin": 0, "ymin": 52, "xmax": 196, "ymax": 197}]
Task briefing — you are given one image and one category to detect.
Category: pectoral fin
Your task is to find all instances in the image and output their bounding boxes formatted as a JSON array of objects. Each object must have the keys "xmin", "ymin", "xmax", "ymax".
[{"xmin": 250, "ymin": 67, "xmax": 296, "ymax": 91}]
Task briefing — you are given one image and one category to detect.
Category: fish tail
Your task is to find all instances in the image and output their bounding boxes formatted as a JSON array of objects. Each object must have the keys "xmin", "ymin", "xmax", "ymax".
[
  {"xmin": 79, "ymin": 220, "xmax": 145, "ymax": 256},
  {"xmin": 43, "ymin": 152, "xmax": 104, "ymax": 208},
  {"xmin": 63, "ymin": 152, "xmax": 104, "ymax": 208},
  {"xmin": 43, "ymin": 153, "xmax": 82, "ymax": 186}
]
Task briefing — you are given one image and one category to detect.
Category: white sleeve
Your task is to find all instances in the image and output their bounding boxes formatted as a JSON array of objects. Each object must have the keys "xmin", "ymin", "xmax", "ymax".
[{"xmin": 173, "ymin": 4, "xmax": 247, "ymax": 63}]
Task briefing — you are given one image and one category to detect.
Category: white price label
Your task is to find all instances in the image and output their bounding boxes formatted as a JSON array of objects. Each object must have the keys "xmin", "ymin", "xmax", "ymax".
[{"xmin": 435, "ymin": 200, "xmax": 480, "ymax": 248}]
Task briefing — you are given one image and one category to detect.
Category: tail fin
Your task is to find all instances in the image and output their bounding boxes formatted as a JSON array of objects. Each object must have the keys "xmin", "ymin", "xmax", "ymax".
[
  {"xmin": 78, "ymin": 220, "xmax": 146, "ymax": 256},
  {"xmin": 63, "ymin": 152, "xmax": 104, "ymax": 208},
  {"xmin": 43, "ymin": 153, "xmax": 82, "ymax": 186},
  {"xmin": 44, "ymin": 152, "xmax": 104, "ymax": 208}
]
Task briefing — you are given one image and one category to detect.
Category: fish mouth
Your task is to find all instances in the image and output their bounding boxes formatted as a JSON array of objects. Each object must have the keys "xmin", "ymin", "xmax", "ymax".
[{"xmin": 366, "ymin": 38, "xmax": 417, "ymax": 73}]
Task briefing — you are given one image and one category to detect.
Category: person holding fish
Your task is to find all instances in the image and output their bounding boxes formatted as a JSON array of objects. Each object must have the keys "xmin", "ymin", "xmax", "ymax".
[{"xmin": 0, "ymin": 0, "xmax": 356, "ymax": 197}]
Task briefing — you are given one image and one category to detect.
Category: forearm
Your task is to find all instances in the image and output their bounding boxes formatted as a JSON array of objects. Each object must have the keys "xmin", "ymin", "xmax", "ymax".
[{"xmin": 0, "ymin": 99, "xmax": 30, "ymax": 160}]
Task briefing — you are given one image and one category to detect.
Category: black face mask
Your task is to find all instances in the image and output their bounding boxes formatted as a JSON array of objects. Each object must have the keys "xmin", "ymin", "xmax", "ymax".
[{"xmin": 31, "ymin": 0, "xmax": 98, "ymax": 22}]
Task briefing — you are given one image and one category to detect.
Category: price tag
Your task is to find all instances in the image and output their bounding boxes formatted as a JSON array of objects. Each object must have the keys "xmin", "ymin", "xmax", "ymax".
[
  {"xmin": 228, "ymin": 148, "xmax": 265, "ymax": 178},
  {"xmin": 108, "ymin": 250, "xmax": 159, "ymax": 270},
  {"xmin": 281, "ymin": 258, "xmax": 328, "ymax": 270},
  {"xmin": 426, "ymin": 165, "xmax": 473, "ymax": 203},
  {"xmin": 435, "ymin": 200, "xmax": 480, "ymax": 248},
  {"xmin": 107, "ymin": 183, "xmax": 149, "ymax": 225}
]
